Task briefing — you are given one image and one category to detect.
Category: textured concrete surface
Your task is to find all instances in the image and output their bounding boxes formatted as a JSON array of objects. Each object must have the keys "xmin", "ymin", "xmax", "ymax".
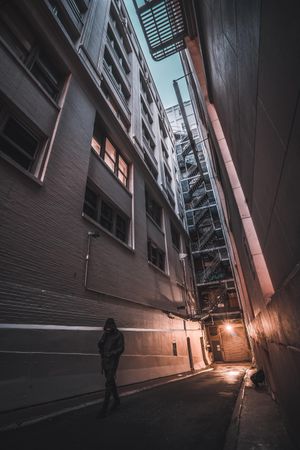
[
  {"xmin": 1, "ymin": 364, "xmax": 247, "ymax": 450},
  {"xmin": 236, "ymin": 369, "xmax": 296, "ymax": 450}
]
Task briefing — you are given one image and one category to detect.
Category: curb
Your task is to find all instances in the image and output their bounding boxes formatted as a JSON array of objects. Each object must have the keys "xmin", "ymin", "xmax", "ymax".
[
  {"xmin": 223, "ymin": 368, "xmax": 249, "ymax": 450},
  {"xmin": 0, "ymin": 367, "xmax": 213, "ymax": 432}
]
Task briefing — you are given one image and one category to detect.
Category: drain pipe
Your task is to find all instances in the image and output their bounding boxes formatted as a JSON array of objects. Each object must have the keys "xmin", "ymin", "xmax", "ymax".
[{"xmin": 84, "ymin": 231, "xmax": 100, "ymax": 289}]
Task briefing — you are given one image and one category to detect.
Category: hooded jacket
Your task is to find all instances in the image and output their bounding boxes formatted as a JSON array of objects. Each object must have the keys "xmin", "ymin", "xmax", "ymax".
[{"xmin": 98, "ymin": 318, "xmax": 124, "ymax": 372}]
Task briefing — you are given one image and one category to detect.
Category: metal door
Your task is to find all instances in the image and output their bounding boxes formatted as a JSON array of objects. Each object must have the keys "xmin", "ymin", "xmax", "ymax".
[{"xmin": 212, "ymin": 340, "xmax": 223, "ymax": 361}]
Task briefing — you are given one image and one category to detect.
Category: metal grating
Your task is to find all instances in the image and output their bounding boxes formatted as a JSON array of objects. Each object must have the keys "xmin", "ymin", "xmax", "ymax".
[{"xmin": 133, "ymin": 0, "xmax": 187, "ymax": 61}]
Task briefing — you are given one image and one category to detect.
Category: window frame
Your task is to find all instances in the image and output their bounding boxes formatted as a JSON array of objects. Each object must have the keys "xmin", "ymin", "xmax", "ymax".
[
  {"xmin": 91, "ymin": 132, "xmax": 129, "ymax": 188},
  {"xmin": 0, "ymin": 108, "xmax": 45, "ymax": 177},
  {"xmin": 145, "ymin": 189, "xmax": 162, "ymax": 228},
  {"xmin": 83, "ymin": 184, "xmax": 130, "ymax": 245},
  {"xmin": 0, "ymin": 5, "xmax": 64, "ymax": 102},
  {"xmin": 170, "ymin": 222, "xmax": 180, "ymax": 251},
  {"xmin": 147, "ymin": 238, "xmax": 165, "ymax": 272}
]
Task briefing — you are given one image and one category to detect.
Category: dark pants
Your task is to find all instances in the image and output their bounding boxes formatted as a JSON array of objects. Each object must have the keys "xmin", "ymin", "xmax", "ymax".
[{"xmin": 102, "ymin": 367, "xmax": 119, "ymax": 411}]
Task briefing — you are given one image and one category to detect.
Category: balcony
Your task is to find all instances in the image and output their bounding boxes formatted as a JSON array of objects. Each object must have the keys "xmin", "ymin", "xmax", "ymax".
[{"xmin": 103, "ymin": 60, "xmax": 130, "ymax": 116}]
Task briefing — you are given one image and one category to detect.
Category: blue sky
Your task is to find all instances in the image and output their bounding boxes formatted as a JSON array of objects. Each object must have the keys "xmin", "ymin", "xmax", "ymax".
[{"xmin": 125, "ymin": 1, "xmax": 189, "ymax": 108}]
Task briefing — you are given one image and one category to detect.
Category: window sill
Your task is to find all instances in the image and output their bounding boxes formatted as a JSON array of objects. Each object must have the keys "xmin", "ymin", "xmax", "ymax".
[
  {"xmin": 0, "ymin": 152, "xmax": 43, "ymax": 186},
  {"xmin": 90, "ymin": 150, "xmax": 132, "ymax": 196},
  {"xmin": 146, "ymin": 213, "xmax": 164, "ymax": 234},
  {"xmin": 148, "ymin": 261, "xmax": 169, "ymax": 278},
  {"xmin": 82, "ymin": 213, "xmax": 135, "ymax": 253}
]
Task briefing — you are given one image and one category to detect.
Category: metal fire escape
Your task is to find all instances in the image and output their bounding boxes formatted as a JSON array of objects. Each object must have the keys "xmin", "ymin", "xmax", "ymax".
[{"xmin": 133, "ymin": 0, "xmax": 188, "ymax": 61}]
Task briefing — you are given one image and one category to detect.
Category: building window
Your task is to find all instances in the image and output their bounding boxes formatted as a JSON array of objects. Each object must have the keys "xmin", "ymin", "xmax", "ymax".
[
  {"xmin": 145, "ymin": 190, "xmax": 162, "ymax": 227},
  {"xmin": 83, "ymin": 185, "xmax": 129, "ymax": 244},
  {"xmin": 170, "ymin": 223, "xmax": 180, "ymax": 251},
  {"xmin": 0, "ymin": 5, "xmax": 64, "ymax": 101},
  {"xmin": 100, "ymin": 201, "xmax": 114, "ymax": 232},
  {"xmin": 48, "ymin": 0, "xmax": 89, "ymax": 41},
  {"xmin": 91, "ymin": 130, "xmax": 129, "ymax": 188},
  {"xmin": 147, "ymin": 239, "xmax": 165, "ymax": 271},
  {"xmin": 0, "ymin": 113, "xmax": 43, "ymax": 174},
  {"xmin": 83, "ymin": 186, "xmax": 98, "ymax": 220}
]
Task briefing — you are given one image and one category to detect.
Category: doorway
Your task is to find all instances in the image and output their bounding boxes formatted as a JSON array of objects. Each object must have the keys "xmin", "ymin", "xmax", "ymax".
[{"xmin": 212, "ymin": 340, "xmax": 223, "ymax": 361}]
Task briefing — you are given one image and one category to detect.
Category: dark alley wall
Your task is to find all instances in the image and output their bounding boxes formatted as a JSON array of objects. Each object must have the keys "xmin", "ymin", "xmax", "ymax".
[{"xmin": 193, "ymin": 0, "xmax": 300, "ymax": 443}]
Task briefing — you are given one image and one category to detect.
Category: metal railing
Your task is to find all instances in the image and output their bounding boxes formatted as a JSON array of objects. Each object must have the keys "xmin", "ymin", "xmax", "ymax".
[{"xmin": 199, "ymin": 225, "xmax": 215, "ymax": 250}]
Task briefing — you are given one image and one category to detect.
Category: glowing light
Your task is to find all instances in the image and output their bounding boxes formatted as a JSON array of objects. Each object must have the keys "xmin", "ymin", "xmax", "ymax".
[{"xmin": 225, "ymin": 324, "xmax": 233, "ymax": 332}]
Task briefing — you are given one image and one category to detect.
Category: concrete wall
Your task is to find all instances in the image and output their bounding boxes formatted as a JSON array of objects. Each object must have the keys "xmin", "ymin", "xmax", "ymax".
[
  {"xmin": 0, "ymin": 0, "xmax": 202, "ymax": 412},
  {"xmin": 0, "ymin": 300, "xmax": 205, "ymax": 411},
  {"xmin": 190, "ymin": 0, "xmax": 300, "ymax": 443}
]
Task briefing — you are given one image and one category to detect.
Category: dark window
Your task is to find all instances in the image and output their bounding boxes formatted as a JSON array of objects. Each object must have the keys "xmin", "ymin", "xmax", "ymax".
[
  {"xmin": 144, "ymin": 152, "xmax": 158, "ymax": 180},
  {"xmin": 30, "ymin": 52, "xmax": 61, "ymax": 99},
  {"xmin": 100, "ymin": 201, "xmax": 113, "ymax": 232},
  {"xmin": 147, "ymin": 239, "xmax": 165, "ymax": 271},
  {"xmin": 83, "ymin": 185, "xmax": 129, "ymax": 244},
  {"xmin": 0, "ymin": 116, "xmax": 41, "ymax": 172},
  {"xmin": 0, "ymin": 4, "xmax": 64, "ymax": 101},
  {"xmin": 145, "ymin": 190, "xmax": 162, "ymax": 227},
  {"xmin": 170, "ymin": 223, "xmax": 180, "ymax": 250},
  {"xmin": 48, "ymin": 0, "xmax": 89, "ymax": 41},
  {"xmin": 83, "ymin": 186, "xmax": 97, "ymax": 220},
  {"xmin": 116, "ymin": 214, "xmax": 127, "ymax": 242}
]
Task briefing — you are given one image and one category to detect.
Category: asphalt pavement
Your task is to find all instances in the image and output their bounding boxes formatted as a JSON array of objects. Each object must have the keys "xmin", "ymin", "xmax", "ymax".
[{"xmin": 1, "ymin": 364, "xmax": 247, "ymax": 450}]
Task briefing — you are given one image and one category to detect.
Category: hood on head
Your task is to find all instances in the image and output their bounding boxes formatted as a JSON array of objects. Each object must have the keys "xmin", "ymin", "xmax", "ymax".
[{"xmin": 104, "ymin": 318, "xmax": 117, "ymax": 331}]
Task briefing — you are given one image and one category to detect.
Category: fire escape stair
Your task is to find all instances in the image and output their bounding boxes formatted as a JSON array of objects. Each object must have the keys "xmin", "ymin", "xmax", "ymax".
[
  {"xmin": 199, "ymin": 225, "xmax": 215, "ymax": 250},
  {"xmin": 189, "ymin": 174, "xmax": 204, "ymax": 195},
  {"xmin": 197, "ymin": 252, "xmax": 221, "ymax": 284},
  {"xmin": 194, "ymin": 206, "xmax": 210, "ymax": 227},
  {"xmin": 191, "ymin": 190, "xmax": 208, "ymax": 210},
  {"xmin": 182, "ymin": 142, "xmax": 191, "ymax": 158},
  {"xmin": 186, "ymin": 164, "xmax": 198, "ymax": 179}
]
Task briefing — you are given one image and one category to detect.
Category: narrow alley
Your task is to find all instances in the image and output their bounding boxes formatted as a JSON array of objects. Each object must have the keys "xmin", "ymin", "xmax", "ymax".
[{"xmin": 2, "ymin": 364, "xmax": 247, "ymax": 450}]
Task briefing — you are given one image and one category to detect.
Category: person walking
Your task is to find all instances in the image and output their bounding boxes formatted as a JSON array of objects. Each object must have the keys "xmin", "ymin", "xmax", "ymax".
[{"xmin": 97, "ymin": 318, "xmax": 124, "ymax": 418}]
